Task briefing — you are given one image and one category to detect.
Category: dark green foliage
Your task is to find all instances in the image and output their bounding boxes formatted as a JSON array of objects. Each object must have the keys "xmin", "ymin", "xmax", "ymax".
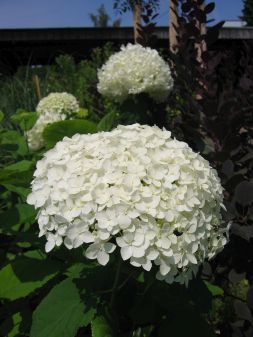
[
  {"xmin": 168, "ymin": 1, "xmax": 253, "ymax": 336},
  {"xmin": 30, "ymin": 279, "xmax": 90, "ymax": 337},
  {"xmin": 241, "ymin": 0, "xmax": 253, "ymax": 26},
  {"xmin": 42, "ymin": 120, "xmax": 98, "ymax": 148},
  {"xmin": 90, "ymin": 4, "xmax": 121, "ymax": 27},
  {"xmin": 0, "ymin": 43, "xmax": 119, "ymax": 123}
]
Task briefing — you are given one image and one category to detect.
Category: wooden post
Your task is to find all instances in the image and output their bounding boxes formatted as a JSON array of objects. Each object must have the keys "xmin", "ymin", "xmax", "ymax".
[
  {"xmin": 194, "ymin": 0, "xmax": 207, "ymax": 64},
  {"xmin": 169, "ymin": 0, "xmax": 178, "ymax": 53},
  {"xmin": 194, "ymin": 1, "xmax": 207, "ymax": 100},
  {"xmin": 32, "ymin": 75, "xmax": 42, "ymax": 102},
  {"xmin": 133, "ymin": 1, "xmax": 142, "ymax": 43}
]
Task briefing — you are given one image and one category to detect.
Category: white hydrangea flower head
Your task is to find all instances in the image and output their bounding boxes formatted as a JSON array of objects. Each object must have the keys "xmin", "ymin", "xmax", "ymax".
[
  {"xmin": 27, "ymin": 124, "xmax": 229, "ymax": 285},
  {"xmin": 36, "ymin": 92, "xmax": 79, "ymax": 116},
  {"xmin": 97, "ymin": 44, "xmax": 174, "ymax": 103},
  {"xmin": 26, "ymin": 111, "xmax": 66, "ymax": 151}
]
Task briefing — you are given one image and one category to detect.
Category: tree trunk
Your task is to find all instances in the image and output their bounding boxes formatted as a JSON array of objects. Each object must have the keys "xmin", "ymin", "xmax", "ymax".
[
  {"xmin": 169, "ymin": 0, "xmax": 178, "ymax": 53},
  {"xmin": 133, "ymin": 1, "xmax": 142, "ymax": 43}
]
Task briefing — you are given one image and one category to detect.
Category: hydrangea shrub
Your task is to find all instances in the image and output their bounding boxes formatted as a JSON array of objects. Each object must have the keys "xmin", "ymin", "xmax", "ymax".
[
  {"xmin": 27, "ymin": 124, "xmax": 229, "ymax": 285},
  {"xmin": 97, "ymin": 44, "xmax": 174, "ymax": 103}
]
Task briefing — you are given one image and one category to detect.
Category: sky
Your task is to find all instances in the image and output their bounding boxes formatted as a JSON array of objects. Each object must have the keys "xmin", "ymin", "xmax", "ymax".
[{"xmin": 0, "ymin": 0, "xmax": 244, "ymax": 29}]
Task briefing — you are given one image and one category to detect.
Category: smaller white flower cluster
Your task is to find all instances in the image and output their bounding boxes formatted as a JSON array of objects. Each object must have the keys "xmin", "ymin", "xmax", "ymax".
[
  {"xmin": 26, "ymin": 92, "xmax": 79, "ymax": 151},
  {"xmin": 27, "ymin": 124, "xmax": 229, "ymax": 285},
  {"xmin": 36, "ymin": 92, "xmax": 79, "ymax": 116},
  {"xmin": 97, "ymin": 44, "xmax": 174, "ymax": 103},
  {"xmin": 26, "ymin": 111, "xmax": 67, "ymax": 151}
]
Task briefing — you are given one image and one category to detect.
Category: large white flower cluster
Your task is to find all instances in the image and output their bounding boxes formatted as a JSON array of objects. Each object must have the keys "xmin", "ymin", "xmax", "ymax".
[
  {"xmin": 36, "ymin": 92, "xmax": 79, "ymax": 116},
  {"xmin": 27, "ymin": 124, "xmax": 229, "ymax": 285},
  {"xmin": 97, "ymin": 44, "xmax": 174, "ymax": 103},
  {"xmin": 26, "ymin": 92, "xmax": 79, "ymax": 151}
]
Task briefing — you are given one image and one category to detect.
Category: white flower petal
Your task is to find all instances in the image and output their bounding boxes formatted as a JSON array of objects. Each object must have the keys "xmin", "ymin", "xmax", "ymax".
[
  {"xmin": 45, "ymin": 240, "xmax": 55, "ymax": 253},
  {"xmin": 121, "ymin": 246, "xmax": 133, "ymax": 260},
  {"xmin": 97, "ymin": 251, "xmax": 109, "ymax": 266},
  {"xmin": 117, "ymin": 215, "xmax": 131, "ymax": 229}
]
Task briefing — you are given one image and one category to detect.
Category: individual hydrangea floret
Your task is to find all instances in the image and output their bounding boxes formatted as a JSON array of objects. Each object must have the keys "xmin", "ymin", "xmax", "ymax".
[
  {"xmin": 26, "ymin": 111, "xmax": 67, "ymax": 151},
  {"xmin": 97, "ymin": 44, "xmax": 174, "ymax": 103},
  {"xmin": 36, "ymin": 92, "xmax": 79, "ymax": 116},
  {"xmin": 27, "ymin": 124, "xmax": 229, "ymax": 285}
]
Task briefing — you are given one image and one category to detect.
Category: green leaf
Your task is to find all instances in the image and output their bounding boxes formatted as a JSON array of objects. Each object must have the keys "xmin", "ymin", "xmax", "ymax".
[
  {"xmin": 0, "ymin": 161, "xmax": 34, "ymax": 188},
  {"xmin": 43, "ymin": 119, "xmax": 97, "ymax": 147},
  {"xmin": 2, "ymin": 160, "xmax": 33, "ymax": 174},
  {"xmin": 2, "ymin": 184, "xmax": 30, "ymax": 198},
  {"xmin": 0, "ymin": 110, "xmax": 4, "ymax": 123},
  {"xmin": 91, "ymin": 316, "xmax": 114, "ymax": 337},
  {"xmin": 24, "ymin": 250, "xmax": 46, "ymax": 260},
  {"xmin": 0, "ymin": 312, "xmax": 22, "ymax": 337},
  {"xmin": 204, "ymin": 281, "xmax": 224, "ymax": 296},
  {"xmin": 11, "ymin": 111, "xmax": 38, "ymax": 131},
  {"xmin": 0, "ymin": 130, "xmax": 28, "ymax": 156},
  {"xmin": 0, "ymin": 306, "xmax": 31, "ymax": 337},
  {"xmin": 30, "ymin": 279, "xmax": 86, "ymax": 337},
  {"xmin": 0, "ymin": 160, "xmax": 33, "ymax": 196},
  {"xmin": 0, "ymin": 204, "xmax": 36, "ymax": 233},
  {"xmin": 64, "ymin": 263, "xmax": 89, "ymax": 278},
  {"xmin": 97, "ymin": 112, "xmax": 116, "ymax": 131},
  {"xmin": 0, "ymin": 258, "xmax": 60, "ymax": 300}
]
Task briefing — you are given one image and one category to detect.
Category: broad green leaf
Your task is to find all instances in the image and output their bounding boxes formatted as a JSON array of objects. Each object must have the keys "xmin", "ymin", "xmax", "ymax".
[
  {"xmin": 0, "ymin": 203, "xmax": 36, "ymax": 233},
  {"xmin": 0, "ymin": 258, "xmax": 60, "ymax": 300},
  {"xmin": 11, "ymin": 111, "xmax": 38, "ymax": 131},
  {"xmin": 97, "ymin": 112, "xmax": 116, "ymax": 131},
  {"xmin": 3, "ymin": 160, "xmax": 33, "ymax": 173},
  {"xmin": 0, "ymin": 161, "xmax": 34, "ymax": 187},
  {"xmin": 43, "ymin": 119, "xmax": 97, "ymax": 147},
  {"xmin": 0, "ymin": 171, "xmax": 33, "ymax": 187},
  {"xmin": 204, "ymin": 281, "xmax": 224, "ymax": 296},
  {"xmin": 0, "ymin": 130, "xmax": 28, "ymax": 156},
  {"xmin": 65, "ymin": 263, "xmax": 88, "ymax": 278},
  {"xmin": 2, "ymin": 184, "xmax": 30, "ymax": 198},
  {"xmin": 30, "ymin": 279, "xmax": 87, "ymax": 337},
  {"xmin": 24, "ymin": 250, "xmax": 46, "ymax": 260},
  {"xmin": 91, "ymin": 316, "xmax": 114, "ymax": 337}
]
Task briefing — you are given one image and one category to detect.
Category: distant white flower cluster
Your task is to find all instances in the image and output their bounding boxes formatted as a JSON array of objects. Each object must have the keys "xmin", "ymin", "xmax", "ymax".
[
  {"xmin": 97, "ymin": 44, "xmax": 174, "ymax": 103},
  {"xmin": 36, "ymin": 92, "xmax": 79, "ymax": 116},
  {"xmin": 27, "ymin": 124, "xmax": 229, "ymax": 285},
  {"xmin": 26, "ymin": 92, "xmax": 79, "ymax": 151}
]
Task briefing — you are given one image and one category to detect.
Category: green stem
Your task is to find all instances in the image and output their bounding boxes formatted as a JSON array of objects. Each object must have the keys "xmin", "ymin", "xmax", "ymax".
[{"xmin": 110, "ymin": 257, "xmax": 122, "ymax": 307}]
